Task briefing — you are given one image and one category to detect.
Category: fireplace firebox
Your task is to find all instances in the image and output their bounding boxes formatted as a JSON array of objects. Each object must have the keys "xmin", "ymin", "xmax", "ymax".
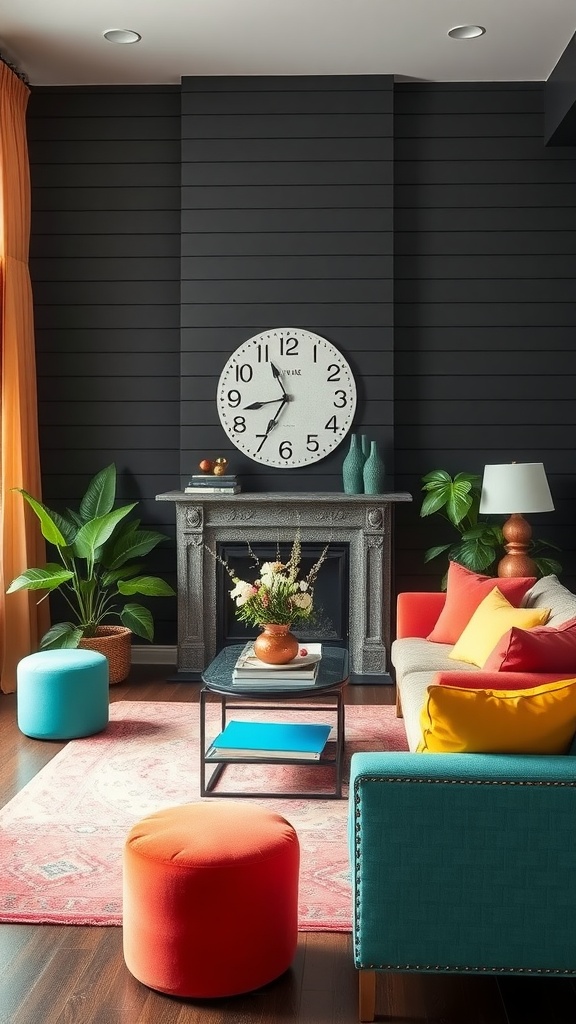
[
  {"xmin": 216, "ymin": 541, "xmax": 350, "ymax": 649},
  {"xmin": 156, "ymin": 491, "xmax": 412, "ymax": 680}
]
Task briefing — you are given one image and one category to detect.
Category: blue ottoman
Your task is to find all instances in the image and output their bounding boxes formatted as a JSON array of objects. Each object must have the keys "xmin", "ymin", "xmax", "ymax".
[{"xmin": 17, "ymin": 649, "xmax": 109, "ymax": 740}]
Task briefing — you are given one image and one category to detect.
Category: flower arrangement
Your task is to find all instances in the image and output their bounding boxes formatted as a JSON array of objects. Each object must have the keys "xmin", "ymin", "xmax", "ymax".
[{"xmin": 212, "ymin": 533, "xmax": 329, "ymax": 629}]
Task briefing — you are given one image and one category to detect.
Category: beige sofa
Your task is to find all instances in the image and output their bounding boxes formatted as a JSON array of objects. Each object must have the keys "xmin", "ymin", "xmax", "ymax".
[{"xmin": 391, "ymin": 574, "xmax": 576, "ymax": 751}]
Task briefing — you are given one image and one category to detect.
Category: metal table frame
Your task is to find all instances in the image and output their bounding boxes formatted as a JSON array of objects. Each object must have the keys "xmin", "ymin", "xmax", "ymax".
[{"xmin": 200, "ymin": 645, "xmax": 348, "ymax": 799}]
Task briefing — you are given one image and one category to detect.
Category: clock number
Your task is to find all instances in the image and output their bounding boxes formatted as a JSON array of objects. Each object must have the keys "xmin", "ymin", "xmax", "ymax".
[
  {"xmin": 257, "ymin": 343, "xmax": 269, "ymax": 362},
  {"xmin": 306, "ymin": 434, "xmax": 319, "ymax": 452},
  {"xmin": 327, "ymin": 364, "xmax": 341, "ymax": 382},
  {"xmin": 333, "ymin": 390, "xmax": 347, "ymax": 408},
  {"xmin": 227, "ymin": 389, "xmax": 241, "ymax": 408},
  {"xmin": 235, "ymin": 364, "xmax": 252, "ymax": 383},
  {"xmin": 279, "ymin": 441, "xmax": 293, "ymax": 460},
  {"xmin": 279, "ymin": 336, "xmax": 298, "ymax": 356},
  {"xmin": 313, "ymin": 345, "xmax": 317, "ymax": 363},
  {"xmin": 233, "ymin": 416, "xmax": 246, "ymax": 433},
  {"xmin": 325, "ymin": 415, "xmax": 339, "ymax": 433},
  {"xmin": 255, "ymin": 434, "xmax": 267, "ymax": 453}
]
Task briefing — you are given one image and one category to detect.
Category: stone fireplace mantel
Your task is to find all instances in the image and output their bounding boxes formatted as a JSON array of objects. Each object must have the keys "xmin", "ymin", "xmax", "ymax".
[{"xmin": 156, "ymin": 491, "xmax": 412, "ymax": 679}]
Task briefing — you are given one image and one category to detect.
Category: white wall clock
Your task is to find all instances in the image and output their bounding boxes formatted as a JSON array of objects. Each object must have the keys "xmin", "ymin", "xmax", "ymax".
[{"xmin": 216, "ymin": 328, "xmax": 357, "ymax": 468}]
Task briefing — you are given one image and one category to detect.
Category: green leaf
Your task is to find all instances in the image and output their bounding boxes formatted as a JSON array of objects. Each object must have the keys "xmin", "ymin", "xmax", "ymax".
[
  {"xmin": 420, "ymin": 486, "xmax": 454, "ymax": 518},
  {"xmin": 13, "ymin": 490, "xmax": 69, "ymax": 547},
  {"xmin": 79, "ymin": 464, "xmax": 117, "ymax": 522},
  {"xmin": 101, "ymin": 564, "xmax": 144, "ymax": 586},
  {"xmin": 121, "ymin": 603, "xmax": 153, "ymax": 641},
  {"xmin": 423, "ymin": 544, "xmax": 452, "ymax": 563},
  {"xmin": 46, "ymin": 508, "xmax": 78, "ymax": 546},
  {"xmin": 40, "ymin": 623, "xmax": 84, "ymax": 649},
  {"xmin": 421, "ymin": 469, "xmax": 452, "ymax": 488},
  {"xmin": 453, "ymin": 472, "xmax": 482, "ymax": 489},
  {"xmin": 460, "ymin": 524, "xmax": 502, "ymax": 546},
  {"xmin": 534, "ymin": 556, "xmax": 563, "ymax": 578},
  {"xmin": 444, "ymin": 480, "xmax": 475, "ymax": 527},
  {"xmin": 104, "ymin": 528, "xmax": 170, "ymax": 571},
  {"xmin": 76, "ymin": 577, "xmax": 97, "ymax": 600},
  {"xmin": 117, "ymin": 575, "xmax": 175, "ymax": 597},
  {"xmin": 450, "ymin": 539, "xmax": 498, "ymax": 573},
  {"xmin": 72, "ymin": 504, "xmax": 136, "ymax": 560},
  {"xmin": 7, "ymin": 565, "xmax": 74, "ymax": 593},
  {"xmin": 420, "ymin": 473, "xmax": 475, "ymax": 528},
  {"xmin": 66, "ymin": 509, "xmax": 84, "ymax": 528}
]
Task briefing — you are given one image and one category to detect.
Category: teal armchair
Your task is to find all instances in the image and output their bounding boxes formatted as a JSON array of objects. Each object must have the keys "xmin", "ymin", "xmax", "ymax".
[{"xmin": 349, "ymin": 749, "xmax": 576, "ymax": 1021}]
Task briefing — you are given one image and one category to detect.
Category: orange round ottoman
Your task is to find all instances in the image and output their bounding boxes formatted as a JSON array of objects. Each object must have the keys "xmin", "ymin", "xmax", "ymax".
[{"xmin": 122, "ymin": 801, "xmax": 300, "ymax": 998}]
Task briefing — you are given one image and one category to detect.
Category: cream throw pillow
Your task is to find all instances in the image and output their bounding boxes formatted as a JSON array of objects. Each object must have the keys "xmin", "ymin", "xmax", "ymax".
[{"xmin": 449, "ymin": 587, "xmax": 551, "ymax": 668}]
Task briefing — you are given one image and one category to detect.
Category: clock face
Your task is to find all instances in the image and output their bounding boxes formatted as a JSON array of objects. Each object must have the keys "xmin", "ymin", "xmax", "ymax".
[{"xmin": 216, "ymin": 329, "xmax": 357, "ymax": 468}]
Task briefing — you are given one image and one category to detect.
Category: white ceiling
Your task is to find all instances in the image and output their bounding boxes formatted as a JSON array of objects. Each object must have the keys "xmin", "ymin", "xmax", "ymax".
[{"xmin": 1, "ymin": 0, "xmax": 576, "ymax": 87}]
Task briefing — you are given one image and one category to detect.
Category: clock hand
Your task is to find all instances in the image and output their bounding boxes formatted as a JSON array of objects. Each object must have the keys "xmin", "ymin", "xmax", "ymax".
[
  {"xmin": 244, "ymin": 397, "xmax": 286, "ymax": 410},
  {"xmin": 270, "ymin": 362, "xmax": 287, "ymax": 398},
  {"xmin": 263, "ymin": 395, "xmax": 289, "ymax": 438}
]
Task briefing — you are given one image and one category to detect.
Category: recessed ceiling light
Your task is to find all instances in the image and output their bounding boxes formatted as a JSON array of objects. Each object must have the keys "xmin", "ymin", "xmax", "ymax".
[
  {"xmin": 103, "ymin": 29, "xmax": 141, "ymax": 45},
  {"xmin": 448, "ymin": 24, "xmax": 486, "ymax": 40}
]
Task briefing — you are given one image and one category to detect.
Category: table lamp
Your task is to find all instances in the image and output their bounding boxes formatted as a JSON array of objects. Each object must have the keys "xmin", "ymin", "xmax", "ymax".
[{"xmin": 479, "ymin": 462, "xmax": 554, "ymax": 577}]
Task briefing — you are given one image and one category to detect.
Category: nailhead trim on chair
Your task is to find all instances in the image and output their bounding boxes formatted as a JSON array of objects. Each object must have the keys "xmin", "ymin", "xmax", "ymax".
[
  {"xmin": 356, "ymin": 963, "xmax": 576, "ymax": 975},
  {"xmin": 355, "ymin": 776, "xmax": 576, "ymax": 788},
  {"xmin": 352, "ymin": 774, "xmax": 576, "ymax": 975}
]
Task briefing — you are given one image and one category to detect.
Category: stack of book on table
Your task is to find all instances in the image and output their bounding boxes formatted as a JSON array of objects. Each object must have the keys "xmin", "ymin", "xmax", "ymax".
[
  {"xmin": 184, "ymin": 474, "xmax": 240, "ymax": 494},
  {"xmin": 208, "ymin": 720, "xmax": 332, "ymax": 761},
  {"xmin": 232, "ymin": 641, "xmax": 322, "ymax": 687}
]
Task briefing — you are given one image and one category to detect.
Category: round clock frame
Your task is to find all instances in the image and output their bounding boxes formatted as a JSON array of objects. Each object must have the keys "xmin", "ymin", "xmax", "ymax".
[{"xmin": 216, "ymin": 328, "xmax": 357, "ymax": 469}]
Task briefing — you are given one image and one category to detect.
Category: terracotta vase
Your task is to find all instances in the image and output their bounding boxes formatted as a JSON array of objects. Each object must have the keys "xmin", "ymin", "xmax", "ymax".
[
  {"xmin": 79, "ymin": 625, "xmax": 132, "ymax": 684},
  {"xmin": 253, "ymin": 624, "xmax": 299, "ymax": 665}
]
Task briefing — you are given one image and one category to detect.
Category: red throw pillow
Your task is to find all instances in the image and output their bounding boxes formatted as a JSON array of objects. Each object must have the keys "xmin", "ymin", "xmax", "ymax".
[
  {"xmin": 426, "ymin": 561, "xmax": 536, "ymax": 645},
  {"xmin": 432, "ymin": 670, "xmax": 568, "ymax": 691},
  {"xmin": 484, "ymin": 616, "xmax": 576, "ymax": 673}
]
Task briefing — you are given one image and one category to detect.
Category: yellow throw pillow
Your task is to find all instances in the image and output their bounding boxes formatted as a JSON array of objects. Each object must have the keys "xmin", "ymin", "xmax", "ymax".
[
  {"xmin": 418, "ymin": 677, "xmax": 576, "ymax": 754},
  {"xmin": 449, "ymin": 587, "xmax": 550, "ymax": 668}
]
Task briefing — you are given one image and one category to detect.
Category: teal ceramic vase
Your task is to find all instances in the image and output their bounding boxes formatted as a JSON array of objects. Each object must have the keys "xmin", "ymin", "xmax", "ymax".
[
  {"xmin": 342, "ymin": 433, "xmax": 365, "ymax": 494},
  {"xmin": 363, "ymin": 441, "xmax": 386, "ymax": 494}
]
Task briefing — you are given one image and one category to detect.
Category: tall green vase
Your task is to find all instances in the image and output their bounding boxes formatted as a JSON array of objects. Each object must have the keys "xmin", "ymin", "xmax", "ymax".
[
  {"xmin": 363, "ymin": 440, "xmax": 386, "ymax": 494},
  {"xmin": 342, "ymin": 433, "xmax": 365, "ymax": 494}
]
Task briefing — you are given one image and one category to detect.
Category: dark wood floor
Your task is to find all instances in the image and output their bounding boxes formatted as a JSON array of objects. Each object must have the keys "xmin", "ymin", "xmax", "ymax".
[{"xmin": 1, "ymin": 665, "xmax": 576, "ymax": 1024}]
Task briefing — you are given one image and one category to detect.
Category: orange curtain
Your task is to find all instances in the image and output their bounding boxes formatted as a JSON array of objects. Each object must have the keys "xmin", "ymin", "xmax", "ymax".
[{"xmin": 0, "ymin": 61, "xmax": 48, "ymax": 693}]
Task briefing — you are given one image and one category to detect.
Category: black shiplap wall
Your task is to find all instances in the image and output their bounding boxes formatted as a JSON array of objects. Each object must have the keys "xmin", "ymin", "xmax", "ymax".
[
  {"xmin": 27, "ymin": 79, "xmax": 576, "ymax": 645},
  {"xmin": 179, "ymin": 76, "xmax": 394, "ymax": 491},
  {"xmin": 27, "ymin": 86, "xmax": 181, "ymax": 643},
  {"xmin": 393, "ymin": 83, "xmax": 576, "ymax": 595}
]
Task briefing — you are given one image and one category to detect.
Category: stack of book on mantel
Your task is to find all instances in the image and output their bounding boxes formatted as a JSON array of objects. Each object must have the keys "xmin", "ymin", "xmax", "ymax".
[
  {"xmin": 208, "ymin": 720, "xmax": 332, "ymax": 761},
  {"xmin": 232, "ymin": 641, "xmax": 322, "ymax": 688},
  {"xmin": 184, "ymin": 474, "xmax": 240, "ymax": 495}
]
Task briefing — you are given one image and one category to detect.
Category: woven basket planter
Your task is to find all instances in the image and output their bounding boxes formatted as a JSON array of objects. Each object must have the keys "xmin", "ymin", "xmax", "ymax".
[{"xmin": 79, "ymin": 625, "xmax": 132, "ymax": 685}]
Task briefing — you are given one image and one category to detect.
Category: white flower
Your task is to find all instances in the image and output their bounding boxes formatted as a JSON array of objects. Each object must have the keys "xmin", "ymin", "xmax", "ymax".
[
  {"xmin": 291, "ymin": 591, "xmax": 312, "ymax": 610},
  {"xmin": 299, "ymin": 580, "xmax": 309, "ymax": 591},
  {"xmin": 230, "ymin": 579, "xmax": 257, "ymax": 607},
  {"xmin": 260, "ymin": 561, "xmax": 284, "ymax": 588}
]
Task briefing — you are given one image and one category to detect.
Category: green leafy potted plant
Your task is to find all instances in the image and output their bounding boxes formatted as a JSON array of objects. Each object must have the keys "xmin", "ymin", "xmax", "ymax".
[
  {"xmin": 420, "ymin": 469, "xmax": 562, "ymax": 586},
  {"xmin": 7, "ymin": 464, "xmax": 175, "ymax": 682}
]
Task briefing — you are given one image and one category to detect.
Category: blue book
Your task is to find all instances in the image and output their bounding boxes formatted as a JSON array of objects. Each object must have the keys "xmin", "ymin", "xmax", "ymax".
[{"xmin": 210, "ymin": 720, "xmax": 332, "ymax": 760}]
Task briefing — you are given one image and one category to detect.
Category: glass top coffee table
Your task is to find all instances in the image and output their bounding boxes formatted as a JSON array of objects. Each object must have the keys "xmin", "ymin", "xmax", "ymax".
[{"xmin": 200, "ymin": 644, "xmax": 349, "ymax": 799}]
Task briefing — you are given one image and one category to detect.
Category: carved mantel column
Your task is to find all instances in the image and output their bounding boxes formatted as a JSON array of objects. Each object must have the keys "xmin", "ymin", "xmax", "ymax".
[{"xmin": 157, "ymin": 491, "xmax": 412, "ymax": 677}]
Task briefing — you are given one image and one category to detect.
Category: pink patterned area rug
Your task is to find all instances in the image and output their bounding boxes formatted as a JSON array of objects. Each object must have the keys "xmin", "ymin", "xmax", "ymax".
[{"xmin": 0, "ymin": 700, "xmax": 407, "ymax": 930}]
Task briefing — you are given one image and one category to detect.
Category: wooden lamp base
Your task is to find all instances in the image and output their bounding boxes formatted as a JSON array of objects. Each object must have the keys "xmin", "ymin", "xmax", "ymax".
[{"xmin": 497, "ymin": 513, "xmax": 537, "ymax": 578}]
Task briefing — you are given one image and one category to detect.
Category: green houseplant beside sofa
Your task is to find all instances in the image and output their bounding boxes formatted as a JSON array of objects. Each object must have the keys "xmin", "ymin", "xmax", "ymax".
[{"xmin": 349, "ymin": 573, "xmax": 576, "ymax": 1022}]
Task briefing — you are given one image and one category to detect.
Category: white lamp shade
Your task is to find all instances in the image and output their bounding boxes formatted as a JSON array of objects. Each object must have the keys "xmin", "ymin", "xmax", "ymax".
[{"xmin": 479, "ymin": 463, "xmax": 554, "ymax": 515}]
